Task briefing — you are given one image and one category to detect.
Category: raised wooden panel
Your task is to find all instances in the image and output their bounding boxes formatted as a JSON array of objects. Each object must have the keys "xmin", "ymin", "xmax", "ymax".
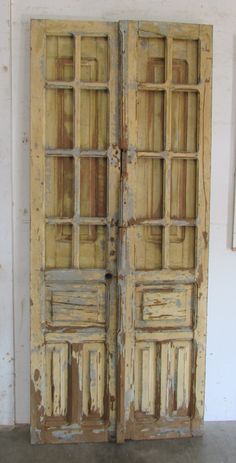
[
  {"xmin": 137, "ymin": 91, "xmax": 165, "ymax": 152},
  {"xmin": 136, "ymin": 284, "xmax": 194, "ymax": 328},
  {"xmin": 81, "ymin": 343, "xmax": 105, "ymax": 419},
  {"xmin": 79, "ymin": 225, "xmax": 106, "ymax": 269},
  {"xmin": 45, "ymin": 156, "xmax": 74, "ymax": 218},
  {"xmin": 80, "ymin": 158, "xmax": 107, "ymax": 217},
  {"xmin": 46, "ymin": 35, "xmax": 74, "ymax": 81},
  {"xmin": 171, "ymin": 159, "xmax": 197, "ymax": 219},
  {"xmin": 135, "ymin": 226, "xmax": 162, "ymax": 270},
  {"xmin": 169, "ymin": 226, "xmax": 195, "ymax": 269},
  {"xmin": 45, "ymin": 224, "xmax": 72, "ymax": 268},
  {"xmin": 81, "ymin": 37, "xmax": 108, "ymax": 82},
  {"xmin": 136, "ymin": 158, "xmax": 163, "ymax": 219},
  {"xmin": 45, "ymin": 343, "xmax": 69, "ymax": 418},
  {"xmin": 46, "ymin": 89, "xmax": 73, "ymax": 149},
  {"xmin": 80, "ymin": 90, "xmax": 108, "ymax": 150},
  {"xmin": 160, "ymin": 341, "xmax": 192, "ymax": 417},
  {"xmin": 171, "ymin": 92, "xmax": 198, "ymax": 153},
  {"xmin": 172, "ymin": 39, "xmax": 198, "ymax": 84},
  {"xmin": 46, "ymin": 284, "xmax": 106, "ymax": 325},
  {"xmin": 137, "ymin": 37, "xmax": 165, "ymax": 83},
  {"xmin": 134, "ymin": 342, "xmax": 158, "ymax": 416}
]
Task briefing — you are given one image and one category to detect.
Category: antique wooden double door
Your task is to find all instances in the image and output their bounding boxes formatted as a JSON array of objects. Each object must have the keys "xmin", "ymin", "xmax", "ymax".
[{"xmin": 31, "ymin": 19, "xmax": 212, "ymax": 443}]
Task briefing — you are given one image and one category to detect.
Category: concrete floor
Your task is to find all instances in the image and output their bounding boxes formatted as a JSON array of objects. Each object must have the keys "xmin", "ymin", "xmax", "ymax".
[{"xmin": 0, "ymin": 422, "xmax": 236, "ymax": 463}]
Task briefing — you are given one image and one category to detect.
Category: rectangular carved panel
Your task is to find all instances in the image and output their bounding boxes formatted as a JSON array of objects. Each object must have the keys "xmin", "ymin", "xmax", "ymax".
[
  {"xmin": 45, "ymin": 343, "xmax": 69, "ymax": 418},
  {"xmin": 136, "ymin": 284, "xmax": 194, "ymax": 328},
  {"xmin": 160, "ymin": 341, "xmax": 192, "ymax": 417},
  {"xmin": 81, "ymin": 343, "xmax": 105, "ymax": 419},
  {"xmin": 46, "ymin": 284, "xmax": 106, "ymax": 325},
  {"xmin": 134, "ymin": 342, "xmax": 159, "ymax": 416}
]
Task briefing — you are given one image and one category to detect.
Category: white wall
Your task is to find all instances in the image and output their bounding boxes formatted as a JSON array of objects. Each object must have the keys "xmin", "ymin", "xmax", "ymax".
[{"xmin": 1, "ymin": 0, "xmax": 236, "ymax": 425}]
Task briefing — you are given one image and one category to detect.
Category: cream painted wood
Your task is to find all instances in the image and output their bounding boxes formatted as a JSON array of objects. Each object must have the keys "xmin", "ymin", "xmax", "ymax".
[{"xmin": 31, "ymin": 19, "xmax": 212, "ymax": 444}]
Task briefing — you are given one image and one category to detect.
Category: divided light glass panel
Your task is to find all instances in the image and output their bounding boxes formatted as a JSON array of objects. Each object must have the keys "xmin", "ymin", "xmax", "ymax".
[
  {"xmin": 80, "ymin": 158, "xmax": 107, "ymax": 217},
  {"xmin": 46, "ymin": 35, "xmax": 74, "ymax": 81},
  {"xmin": 46, "ymin": 224, "xmax": 73, "ymax": 269},
  {"xmin": 80, "ymin": 90, "xmax": 108, "ymax": 150},
  {"xmin": 79, "ymin": 225, "xmax": 107, "ymax": 269},
  {"xmin": 46, "ymin": 89, "xmax": 74, "ymax": 149},
  {"xmin": 171, "ymin": 91, "xmax": 198, "ymax": 153},
  {"xmin": 137, "ymin": 37, "xmax": 166, "ymax": 83},
  {"xmin": 135, "ymin": 226, "xmax": 162, "ymax": 270},
  {"xmin": 171, "ymin": 159, "xmax": 197, "ymax": 219},
  {"xmin": 136, "ymin": 158, "xmax": 163, "ymax": 219},
  {"xmin": 172, "ymin": 39, "xmax": 198, "ymax": 84},
  {"xmin": 45, "ymin": 157, "xmax": 74, "ymax": 218},
  {"xmin": 169, "ymin": 226, "xmax": 195, "ymax": 269},
  {"xmin": 137, "ymin": 91, "xmax": 165, "ymax": 152},
  {"xmin": 81, "ymin": 36, "xmax": 109, "ymax": 82}
]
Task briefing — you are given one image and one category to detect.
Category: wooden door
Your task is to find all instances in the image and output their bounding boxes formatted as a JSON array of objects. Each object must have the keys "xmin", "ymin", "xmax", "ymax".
[
  {"xmin": 31, "ymin": 19, "xmax": 212, "ymax": 444},
  {"xmin": 117, "ymin": 21, "xmax": 212, "ymax": 441},
  {"xmin": 31, "ymin": 20, "xmax": 120, "ymax": 443}
]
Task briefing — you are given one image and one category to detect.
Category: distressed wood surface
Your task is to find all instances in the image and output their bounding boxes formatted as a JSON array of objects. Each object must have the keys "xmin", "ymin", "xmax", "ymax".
[
  {"xmin": 117, "ymin": 20, "xmax": 212, "ymax": 441},
  {"xmin": 31, "ymin": 19, "xmax": 212, "ymax": 444},
  {"xmin": 31, "ymin": 19, "xmax": 119, "ymax": 444}
]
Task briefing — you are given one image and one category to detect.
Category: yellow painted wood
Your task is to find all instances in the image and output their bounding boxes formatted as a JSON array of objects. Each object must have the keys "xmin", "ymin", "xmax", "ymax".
[{"xmin": 31, "ymin": 19, "xmax": 212, "ymax": 444}]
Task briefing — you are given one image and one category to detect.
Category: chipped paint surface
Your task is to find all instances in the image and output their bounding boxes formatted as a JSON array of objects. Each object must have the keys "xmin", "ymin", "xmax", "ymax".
[{"xmin": 31, "ymin": 19, "xmax": 212, "ymax": 443}]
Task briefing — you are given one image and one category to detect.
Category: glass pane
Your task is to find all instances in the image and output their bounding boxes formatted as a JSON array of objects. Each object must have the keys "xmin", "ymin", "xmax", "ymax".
[
  {"xmin": 135, "ymin": 226, "xmax": 162, "ymax": 270},
  {"xmin": 46, "ymin": 224, "xmax": 72, "ymax": 268},
  {"xmin": 79, "ymin": 225, "xmax": 106, "ymax": 269},
  {"xmin": 171, "ymin": 92, "xmax": 198, "ymax": 153},
  {"xmin": 80, "ymin": 90, "xmax": 108, "ymax": 150},
  {"xmin": 172, "ymin": 39, "xmax": 198, "ymax": 84},
  {"xmin": 81, "ymin": 37, "xmax": 108, "ymax": 82},
  {"xmin": 136, "ymin": 158, "xmax": 163, "ymax": 219},
  {"xmin": 137, "ymin": 38, "xmax": 165, "ymax": 83},
  {"xmin": 137, "ymin": 91, "xmax": 165, "ymax": 152},
  {"xmin": 169, "ymin": 226, "xmax": 195, "ymax": 269},
  {"xmin": 46, "ymin": 89, "xmax": 73, "ymax": 149},
  {"xmin": 171, "ymin": 159, "xmax": 197, "ymax": 219},
  {"xmin": 46, "ymin": 35, "xmax": 74, "ymax": 81},
  {"xmin": 45, "ymin": 157, "xmax": 74, "ymax": 218},
  {"xmin": 80, "ymin": 158, "xmax": 107, "ymax": 217}
]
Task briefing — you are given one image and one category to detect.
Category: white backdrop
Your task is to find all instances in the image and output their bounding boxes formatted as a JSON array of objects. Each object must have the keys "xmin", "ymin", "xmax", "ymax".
[{"xmin": 1, "ymin": 0, "xmax": 236, "ymax": 425}]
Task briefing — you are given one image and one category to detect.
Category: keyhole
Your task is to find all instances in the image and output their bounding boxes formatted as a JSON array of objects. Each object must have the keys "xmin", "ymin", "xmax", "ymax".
[{"xmin": 105, "ymin": 272, "xmax": 113, "ymax": 280}]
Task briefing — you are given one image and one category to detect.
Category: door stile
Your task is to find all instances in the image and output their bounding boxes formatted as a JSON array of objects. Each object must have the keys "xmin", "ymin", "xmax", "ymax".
[
  {"xmin": 31, "ymin": 20, "xmax": 120, "ymax": 443},
  {"xmin": 117, "ymin": 20, "xmax": 138, "ymax": 442},
  {"xmin": 31, "ymin": 19, "xmax": 47, "ymax": 442},
  {"xmin": 191, "ymin": 26, "xmax": 212, "ymax": 435},
  {"xmin": 116, "ymin": 20, "xmax": 212, "ymax": 441}
]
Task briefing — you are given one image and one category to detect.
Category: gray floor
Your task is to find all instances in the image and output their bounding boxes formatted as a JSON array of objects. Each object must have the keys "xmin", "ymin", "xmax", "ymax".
[{"xmin": 0, "ymin": 422, "xmax": 236, "ymax": 463}]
